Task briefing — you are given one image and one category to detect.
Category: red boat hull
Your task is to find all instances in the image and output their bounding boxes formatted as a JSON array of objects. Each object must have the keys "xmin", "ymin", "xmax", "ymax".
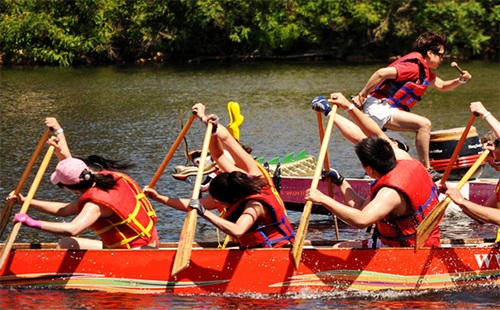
[{"xmin": 1, "ymin": 241, "xmax": 499, "ymax": 294}]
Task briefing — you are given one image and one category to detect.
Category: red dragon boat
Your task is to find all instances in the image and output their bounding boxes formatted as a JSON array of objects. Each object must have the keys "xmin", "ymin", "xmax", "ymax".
[{"xmin": 1, "ymin": 239, "xmax": 499, "ymax": 294}]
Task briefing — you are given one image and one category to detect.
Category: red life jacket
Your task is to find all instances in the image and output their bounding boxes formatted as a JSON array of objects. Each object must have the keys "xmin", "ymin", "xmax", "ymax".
[
  {"xmin": 372, "ymin": 52, "xmax": 432, "ymax": 112},
  {"xmin": 370, "ymin": 159, "xmax": 441, "ymax": 247},
  {"xmin": 78, "ymin": 170, "xmax": 158, "ymax": 249},
  {"xmin": 223, "ymin": 187, "xmax": 295, "ymax": 249}
]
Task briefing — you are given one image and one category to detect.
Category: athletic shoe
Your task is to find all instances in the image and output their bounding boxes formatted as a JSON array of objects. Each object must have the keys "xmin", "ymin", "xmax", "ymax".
[
  {"xmin": 311, "ymin": 96, "xmax": 332, "ymax": 117},
  {"xmin": 427, "ymin": 168, "xmax": 443, "ymax": 182}
]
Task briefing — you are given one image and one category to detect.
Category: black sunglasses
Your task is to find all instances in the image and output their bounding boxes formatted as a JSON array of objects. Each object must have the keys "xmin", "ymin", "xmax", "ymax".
[{"xmin": 432, "ymin": 50, "xmax": 445, "ymax": 57}]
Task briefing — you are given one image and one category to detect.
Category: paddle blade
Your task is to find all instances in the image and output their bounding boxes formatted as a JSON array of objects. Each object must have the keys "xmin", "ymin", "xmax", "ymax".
[
  {"xmin": 415, "ymin": 150, "xmax": 489, "ymax": 251},
  {"xmin": 171, "ymin": 122, "xmax": 213, "ymax": 276},
  {"xmin": 171, "ymin": 209, "xmax": 198, "ymax": 276},
  {"xmin": 292, "ymin": 105, "xmax": 338, "ymax": 269},
  {"xmin": 292, "ymin": 201, "xmax": 313, "ymax": 268},
  {"xmin": 0, "ymin": 201, "xmax": 15, "ymax": 238},
  {"xmin": 415, "ymin": 198, "xmax": 450, "ymax": 250}
]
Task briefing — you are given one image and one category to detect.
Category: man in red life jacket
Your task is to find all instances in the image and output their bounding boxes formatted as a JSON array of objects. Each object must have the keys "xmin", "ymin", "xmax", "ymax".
[
  {"xmin": 443, "ymin": 102, "xmax": 500, "ymax": 247},
  {"xmin": 351, "ymin": 32, "xmax": 472, "ymax": 181},
  {"xmin": 308, "ymin": 93, "xmax": 441, "ymax": 248}
]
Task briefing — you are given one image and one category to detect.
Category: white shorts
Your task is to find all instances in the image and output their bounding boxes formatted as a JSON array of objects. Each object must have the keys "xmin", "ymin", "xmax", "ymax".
[{"xmin": 362, "ymin": 96, "xmax": 399, "ymax": 128}]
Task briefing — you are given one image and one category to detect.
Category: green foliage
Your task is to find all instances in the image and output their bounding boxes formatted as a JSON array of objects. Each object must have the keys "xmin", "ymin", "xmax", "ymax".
[{"xmin": 0, "ymin": 0, "xmax": 498, "ymax": 66}]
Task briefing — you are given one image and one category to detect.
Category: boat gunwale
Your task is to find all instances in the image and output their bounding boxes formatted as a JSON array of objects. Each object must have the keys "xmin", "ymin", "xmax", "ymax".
[{"xmin": 1, "ymin": 238, "xmax": 495, "ymax": 251}]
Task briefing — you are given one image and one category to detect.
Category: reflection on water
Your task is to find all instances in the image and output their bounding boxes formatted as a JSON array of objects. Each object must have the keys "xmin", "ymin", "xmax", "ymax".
[
  {"xmin": 2, "ymin": 285, "xmax": 500, "ymax": 309},
  {"xmin": 1, "ymin": 61, "xmax": 499, "ymax": 307}
]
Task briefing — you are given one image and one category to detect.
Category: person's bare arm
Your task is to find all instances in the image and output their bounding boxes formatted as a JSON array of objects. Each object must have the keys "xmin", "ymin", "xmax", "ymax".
[
  {"xmin": 36, "ymin": 201, "xmax": 104, "ymax": 236},
  {"xmin": 470, "ymin": 101, "xmax": 500, "ymax": 138},
  {"xmin": 7, "ymin": 192, "xmax": 80, "ymax": 217},
  {"xmin": 192, "ymin": 102, "xmax": 260, "ymax": 176},
  {"xmin": 352, "ymin": 67, "xmax": 397, "ymax": 106},
  {"xmin": 305, "ymin": 186, "xmax": 403, "ymax": 229},
  {"xmin": 201, "ymin": 200, "xmax": 264, "ymax": 239},
  {"xmin": 143, "ymin": 186, "xmax": 219, "ymax": 211},
  {"xmin": 446, "ymin": 186, "xmax": 499, "ymax": 225},
  {"xmin": 45, "ymin": 117, "xmax": 72, "ymax": 160},
  {"xmin": 430, "ymin": 70, "xmax": 471, "ymax": 92}
]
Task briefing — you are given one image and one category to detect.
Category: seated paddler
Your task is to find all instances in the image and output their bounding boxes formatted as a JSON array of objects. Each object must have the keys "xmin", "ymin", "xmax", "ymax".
[
  {"xmin": 306, "ymin": 93, "xmax": 441, "ymax": 248},
  {"xmin": 8, "ymin": 132, "xmax": 159, "ymax": 250},
  {"xmin": 144, "ymin": 103, "xmax": 294, "ymax": 249}
]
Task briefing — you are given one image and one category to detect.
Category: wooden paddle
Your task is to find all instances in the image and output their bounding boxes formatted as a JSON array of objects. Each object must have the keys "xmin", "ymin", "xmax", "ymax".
[
  {"xmin": 171, "ymin": 122, "xmax": 213, "ymax": 276},
  {"xmin": 0, "ymin": 145, "xmax": 55, "ymax": 271},
  {"xmin": 147, "ymin": 113, "xmax": 196, "ymax": 190},
  {"xmin": 316, "ymin": 111, "xmax": 340, "ymax": 240},
  {"xmin": 415, "ymin": 150, "xmax": 490, "ymax": 250},
  {"xmin": 0, "ymin": 128, "xmax": 51, "ymax": 238},
  {"xmin": 292, "ymin": 105, "xmax": 338, "ymax": 269},
  {"xmin": 451, "ymin": 62, "xmax": 464, "ymax": 74},
  {"xmin": 439, "ymin": 114, "xmax": 476, "ymax": 184}
]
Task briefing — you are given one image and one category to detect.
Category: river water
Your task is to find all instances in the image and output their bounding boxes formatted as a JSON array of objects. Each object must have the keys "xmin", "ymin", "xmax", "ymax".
[{"xmin": 1, "ymin": 60, "xmax": 499, "ymax": 308}]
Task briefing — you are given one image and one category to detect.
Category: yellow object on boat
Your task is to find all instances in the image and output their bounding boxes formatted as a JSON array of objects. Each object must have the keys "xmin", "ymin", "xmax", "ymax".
[{"xmin": 227, "ymin": 101, "xmax": 244, "ymax": 141}]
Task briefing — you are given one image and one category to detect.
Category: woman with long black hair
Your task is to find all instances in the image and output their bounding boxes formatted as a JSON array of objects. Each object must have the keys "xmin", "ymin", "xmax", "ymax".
[
  {"xmin": 8, "ymin": 118, "xmax": 158, "ymax": 250},
  {"xmin": 144, "ymin": 103, "xmax": 294, "ymax": 249}
]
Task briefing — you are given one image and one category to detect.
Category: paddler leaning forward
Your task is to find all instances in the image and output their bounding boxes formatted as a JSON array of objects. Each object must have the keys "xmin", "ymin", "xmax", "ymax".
[
  {"xmin": 306, "ymin": 93, "xmax": 441, "ymax": 248},
  {"xmin": 7, "ymin": 125, "xmax": 159, "ymax": 250},
  {"xmin": 144, "ymin": 103, "xmax": 294, "ymax": 249}
]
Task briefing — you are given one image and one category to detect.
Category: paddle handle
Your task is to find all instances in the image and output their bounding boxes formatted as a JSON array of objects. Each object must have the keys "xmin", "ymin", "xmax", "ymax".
[
  {"xmin": 292, "ymin": 105, "xmax": 338, "ymax": 268},
  {"xmin": 171, "ymin": 122, "xmax": 213, "ymax": 276},
  {"xmin": 14, "ymin": 128, "xmax": 51, "ymax": 194},
  {"xmin": 316, "ymin": 112, "xmax": 339, "ymax": 240},
  {"xmin": 0, "ymin": 128, "xmax": 51, "ymax": 238},
  {"xmin": 451, "ymin": 62, "xmax": 464, "ymax": 74},
  {"xmin": 426, "ymin": 146, "xmax": 487, "ymax": 226},
  {"xmin": 311, "ymin": 106, "xmax": 338, "ymax": 189},
  {"xmin": 148, "ymin": 114, "xmax": 196, "ymax": 189},
  {"xmin": 0, "ymin": 146, "xmax": 54, "ymax": 271},
  {"xmin": 455, "ymin": 150, "xmax": 489, "ymax": 190},
  {"xmin": 440, "ymin": 114, "xmax": 475, "ymax": 184}
]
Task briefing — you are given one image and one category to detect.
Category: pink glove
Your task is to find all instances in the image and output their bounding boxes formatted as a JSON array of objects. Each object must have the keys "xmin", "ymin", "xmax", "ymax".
[{"xmin": 14, "ymin": 213, "xmax": 42, "ymax": 229}]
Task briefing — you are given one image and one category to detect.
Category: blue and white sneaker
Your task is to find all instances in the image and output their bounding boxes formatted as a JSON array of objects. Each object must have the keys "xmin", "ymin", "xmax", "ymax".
[{"xmin": 311, "ymin": 96, "xmax": 332, "ymax": 117}]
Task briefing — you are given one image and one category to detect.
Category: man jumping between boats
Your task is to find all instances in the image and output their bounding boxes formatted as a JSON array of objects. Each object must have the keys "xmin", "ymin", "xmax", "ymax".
[{"xmin": 351, "ymin": 32, "xmax": 472, "ymax": 181}]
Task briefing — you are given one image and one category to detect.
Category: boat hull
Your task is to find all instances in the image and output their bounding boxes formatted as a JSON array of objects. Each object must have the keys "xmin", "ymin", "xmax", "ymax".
[{"xmin": 1, "ymin": 241, "xmax": 499, "ymax": 294}]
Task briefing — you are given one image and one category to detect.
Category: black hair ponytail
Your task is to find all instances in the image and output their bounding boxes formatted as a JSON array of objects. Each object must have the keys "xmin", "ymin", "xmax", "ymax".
[
  {"xmin": 61, "ymin": 170, "xmax": 118, "ymax": 192},
  {"xmin": 209, "ymin": 171, "xmax": 268, "ymax": 204}
]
